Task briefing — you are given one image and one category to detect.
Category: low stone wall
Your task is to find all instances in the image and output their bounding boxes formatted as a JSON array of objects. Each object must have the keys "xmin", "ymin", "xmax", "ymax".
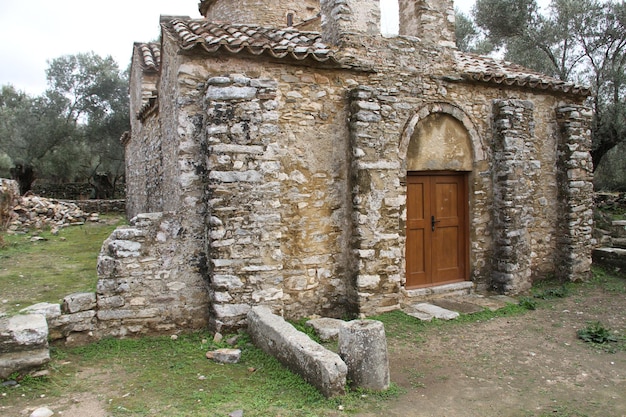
[
  {"xmin": 32, "ymin": 183, "xmax": 125, "ymax": 200},
  {"xmin": 65, "ymin": 199, "xmax": 126, "ymax": 214},
  {"xmin": 95, "ymin": 212, "xmax": 210, "ymax": 338}
]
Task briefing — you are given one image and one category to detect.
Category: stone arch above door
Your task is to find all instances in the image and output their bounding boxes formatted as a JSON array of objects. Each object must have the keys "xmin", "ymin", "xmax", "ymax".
[{"xmin": 399, "ymin": 102, "xmax": 484, "ymax": 172}]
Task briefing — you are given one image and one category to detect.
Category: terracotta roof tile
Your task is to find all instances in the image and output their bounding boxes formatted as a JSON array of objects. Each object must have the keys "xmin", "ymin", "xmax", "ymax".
[
  {"xmin": 454, "ymin": 51, "xmax": 591, "ymax": 96},
  {"xmin": 162, "ymin": 19, "xmax": 338, "ymax": 64},
  {"xmin": 136, "ymin": 42, "xmax": 161, "ymax": 72},
  {"xmin": 146, "ymin": 19, "xmax": 590, "ymax": 98}
]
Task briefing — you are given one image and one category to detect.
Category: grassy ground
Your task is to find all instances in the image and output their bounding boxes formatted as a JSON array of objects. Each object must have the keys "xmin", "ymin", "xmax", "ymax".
[
  {"xmin": 1, "ymin": 218, "xmax": 625, "ymax": 416},
  {"xmin": 0, "ymin": 216, "xmax": 125, "ymax": 315}
]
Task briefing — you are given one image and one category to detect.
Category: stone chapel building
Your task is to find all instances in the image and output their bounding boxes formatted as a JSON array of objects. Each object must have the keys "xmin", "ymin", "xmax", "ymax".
[{"xmin": 101, "ymin": 0, "xmax": 594, "ymax": 334}]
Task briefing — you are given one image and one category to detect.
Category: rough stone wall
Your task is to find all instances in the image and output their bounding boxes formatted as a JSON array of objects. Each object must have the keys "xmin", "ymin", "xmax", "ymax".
[
  {"xmin": 126, "ymin": 45, "xmax": 162, "ymax": 219},
  {"xmin": 124, "ymin": 115, "xmax": 162, "ymax": 219},
  {"xmin": 96, "ymin": 213, "xmax": 210, "ymax": 337},
  {"xmin": 201, "ymin": 0, "xmax": 320, "ymax": 28},
  {"xmin": 348, "ymin": 86, "xmax": 405, "ymax": 314}
]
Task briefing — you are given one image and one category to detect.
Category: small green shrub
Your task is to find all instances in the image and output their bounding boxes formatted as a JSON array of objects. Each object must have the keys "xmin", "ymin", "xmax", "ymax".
[
  {"xmin": 577, "ymin": 321, "xmax": 618, "ymax": 344},
  {"xmin": 518, "ymin": 297, "xmax": 537, "ymax": 310},
  {"xmin": 533, "ymin": 285, "xmax": 569, "ymax": 300}
]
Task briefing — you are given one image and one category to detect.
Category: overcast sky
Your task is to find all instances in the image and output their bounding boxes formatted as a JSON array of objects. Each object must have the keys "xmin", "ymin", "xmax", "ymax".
[{"xmin": 0, "ymin": 0, "xmax": 480, "ymax": 96}]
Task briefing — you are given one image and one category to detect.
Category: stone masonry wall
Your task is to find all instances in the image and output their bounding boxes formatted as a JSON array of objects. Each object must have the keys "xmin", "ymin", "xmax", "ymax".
[
  {"xmin": 398, "ymin": 0, "xmax": 456, "ymax": 47},
  {"xmin": 125, "ymin": 114, "xmax": 162, "ymax": 219},
  {"xmin": 556, "ymin": 105, "xmax": 594, "ymax": 281},
  {"xmin": 96, "ymin": 212, "xmax": 210, "ymax": 337},
  {"xmin": 111, "ymin": 5, "xmax": 593, "ymax": 334},
  {"xmin": 491, "ymin": 100, "xmax": 536, "ymax": 294},
  {"xmin": 204, "ymin": 74, "xmax": 285, "ymax": 329},
  {"xmin": 201, "ymin": 0, "xmax": 320, "ymax": 28},
  {"xmin": 199, "ymin": 64, "xmax": 359, "ymax": 329}
]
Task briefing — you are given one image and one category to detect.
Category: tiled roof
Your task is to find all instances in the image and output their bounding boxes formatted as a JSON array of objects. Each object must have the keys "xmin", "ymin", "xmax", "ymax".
[
  {"xmin": 162, "ymin": 19, "xmax": 338, "ymax": 64},
  {"xmin": 454, "ymin": 51, "xmax": 591, "ymax": 96},
  {"xmin": 135, "ymin": 42, "xmax": 161, "ymax": 72}
]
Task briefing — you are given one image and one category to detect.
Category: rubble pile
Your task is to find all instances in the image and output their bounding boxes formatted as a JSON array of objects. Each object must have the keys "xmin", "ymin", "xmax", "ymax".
[{"xmin": 5, "ymin": 193, "xmax": 99, "ymax": 233}]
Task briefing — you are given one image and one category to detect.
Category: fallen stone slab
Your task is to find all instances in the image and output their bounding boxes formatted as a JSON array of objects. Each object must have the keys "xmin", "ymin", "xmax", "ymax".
[
  {"xmin": 431, "ymin": 299, "xmax": 484, "ymax": 315},
  {"xmin": 247, "ymin": 306, "xmax": 347, "ymax": 398},
  {"xmin": 404, "ymin": 309, "xmax": 434, "ymax": 321},
  {"xmin": 410, "ymin": 303, "xmax": 460, "ymax": 320}
]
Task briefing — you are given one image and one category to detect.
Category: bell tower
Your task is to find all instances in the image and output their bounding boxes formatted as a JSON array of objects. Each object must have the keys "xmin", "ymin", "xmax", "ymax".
[
  {"xmin": 398, "ymin": 0, "xmax": 456, "ymax": 47},
  {"xmin": 198, "ymin": 0, "xmax": 320, "ymax": 28}
]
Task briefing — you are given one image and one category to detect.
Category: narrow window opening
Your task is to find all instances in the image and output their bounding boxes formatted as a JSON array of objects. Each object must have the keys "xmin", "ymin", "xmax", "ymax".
[
  {"xmin": 287, "ymin": 12, "xmax": 294, "ymax": 27},
  {"xmin": 380, "ymin": 0, "xmax": 399, "ymax": 37}
]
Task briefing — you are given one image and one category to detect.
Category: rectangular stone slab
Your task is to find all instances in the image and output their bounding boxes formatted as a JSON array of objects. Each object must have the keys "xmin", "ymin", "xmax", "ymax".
[{"xmin": 247, "ymin": 306, "xmax": 347, "ymax": 397}]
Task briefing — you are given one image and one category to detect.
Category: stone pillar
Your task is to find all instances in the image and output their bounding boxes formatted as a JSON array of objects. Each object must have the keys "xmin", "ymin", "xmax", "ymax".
[
  {"xmin": 320, "ymin": 0, "xmax": 381, "ymax": 44},
  {"xmin": 349, "ymin": 86, "xmax": 403, "ymax": 315},
  {"xmin": 338, "ymin": 319, "xmax": 390, "ymax": 391},
  {"xmin": 556, "ymin": 105, "xmax": 594, "ymax": 281},
  {"xmin": 491, "ymin": 100, "xmax": 537, "ymax": 293}
]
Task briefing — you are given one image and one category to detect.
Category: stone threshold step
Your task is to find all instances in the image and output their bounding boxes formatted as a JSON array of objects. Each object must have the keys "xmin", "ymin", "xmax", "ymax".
[{"xmin": 404, "ymin": 294, "xmax": 517, "ymax": 322}]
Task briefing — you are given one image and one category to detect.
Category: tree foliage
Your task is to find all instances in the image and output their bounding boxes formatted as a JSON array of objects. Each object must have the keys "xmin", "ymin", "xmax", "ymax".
[
  {"xmin": 0, "ymin": 52, "xmax": 128, "ymax": 193},
  {"xmin": 462, "ymin": 0, "xmax": 626, "ymax": 174}
]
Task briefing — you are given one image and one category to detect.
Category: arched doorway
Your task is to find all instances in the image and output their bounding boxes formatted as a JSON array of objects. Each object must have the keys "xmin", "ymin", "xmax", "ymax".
[{"xmin": 403, "ymin": 112, "xmax": 473, "ymax": 289}]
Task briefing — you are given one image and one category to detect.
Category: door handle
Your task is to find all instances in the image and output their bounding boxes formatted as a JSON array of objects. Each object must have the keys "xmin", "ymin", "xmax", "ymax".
[{"xmin": 431, "ymin": 215, "xmax": 440, "ymax": 231}]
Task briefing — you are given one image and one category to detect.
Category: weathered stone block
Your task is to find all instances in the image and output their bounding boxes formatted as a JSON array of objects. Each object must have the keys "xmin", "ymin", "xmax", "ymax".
[
  {"xmin": 247, "ymin": 306, "xmax": 347, "ymax": 398},
  {"xmin": 20, "ymin": 303, "xmax": 61, "ymax": 319},
  {"xmin": 0, "ymin": 314, "xmax": 50, "ymax": 378},
  {"xmin": 0, "ymin": 314, "xmax": 48, "ymax": 353},
  {"xmin": 206, "ymin": 86, "xmax": 257, "ymax": 101},
  {"xmin": 62, "ymin": 292, "xmax": 97, "ymax": 314},
  {"xmin": 206, "ymin": 348, "xmax": 242, "ymax": 364}
]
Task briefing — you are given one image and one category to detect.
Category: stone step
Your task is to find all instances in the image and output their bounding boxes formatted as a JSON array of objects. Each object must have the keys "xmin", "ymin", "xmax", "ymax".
[
  {"xmin": 610, "ymin": 237, "xmax": 626, "ymax": 249},
  {"xmin": 404, "ymin": 294, "xmax": 517, "ymax": 322},
  {"xmin": 403, "ymin": 281, "xmax": 474, "ymax": 300},
  {"xmin": 304, "ymin": 295, "xmax": 519, "ymax": 337},
  {"xmin": 593, "ymin": 247, "xmax": 626, "ymax": 270},
  {"xmin": 405, "ymin": 303, "xmax": 460, "ymax": 321}
]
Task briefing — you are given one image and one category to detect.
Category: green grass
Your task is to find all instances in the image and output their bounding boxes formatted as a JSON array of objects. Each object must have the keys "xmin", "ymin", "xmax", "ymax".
[
  {"xmin": 0, "ymin": 216, "xmax": 124, "ymax": 314},
  {"xmin": 5, "ymin": 332, "xmax": 401, "ymax": 417}
]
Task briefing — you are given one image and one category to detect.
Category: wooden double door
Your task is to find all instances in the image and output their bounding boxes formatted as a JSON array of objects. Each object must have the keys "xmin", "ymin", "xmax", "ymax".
[{"xmin": 406, "ymin": 172, "xmax": 469, "ymax": 289}]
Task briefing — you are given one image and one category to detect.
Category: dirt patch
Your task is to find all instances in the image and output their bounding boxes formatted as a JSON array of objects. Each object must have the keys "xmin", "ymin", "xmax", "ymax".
[{"xmin": 374, "ymin": 286, "xmax": 626, "ymax": 417}]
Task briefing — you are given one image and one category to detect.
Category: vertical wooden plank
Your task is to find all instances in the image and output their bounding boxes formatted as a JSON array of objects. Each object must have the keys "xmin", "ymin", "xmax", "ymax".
[{"xmin": 406, "ymin": 176, "xmax": 430, "ymax": 288}]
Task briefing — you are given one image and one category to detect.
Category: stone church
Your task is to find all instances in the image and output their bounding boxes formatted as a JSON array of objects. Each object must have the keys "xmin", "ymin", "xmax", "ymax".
[{"xmin": 102, "ymin": 0, "xmax": 593, "ymax": 334}]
